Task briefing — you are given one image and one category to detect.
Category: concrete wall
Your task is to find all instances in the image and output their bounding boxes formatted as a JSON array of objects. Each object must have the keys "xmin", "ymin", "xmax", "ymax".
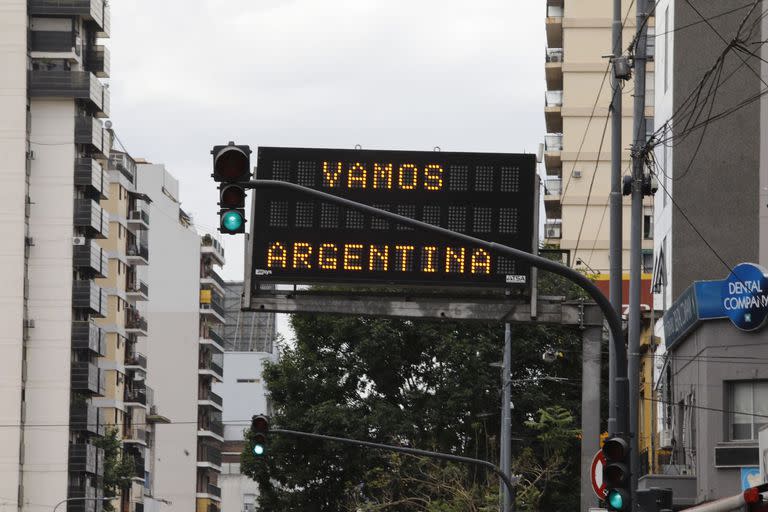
[
  {"xmin": 670, "ymin": 0, "xmax": 761, "ymax": 298},
  {"xmin": 668, "ymin": 320, "xmax": 768, "ymax": 502},
  {"xmin": 0, "ymin": 0, "xmax": 28, "ymax": 507},
  {"xmin": 24, "ymin": 100, "xmax": 77, "ymax": 511},
  {"xmin": 138, "ymin": 164, "xmax": 200, "ymax": 511},
  {"xmin": 220, "ymin": 463, "xmax": 259, "ymax": 512}
]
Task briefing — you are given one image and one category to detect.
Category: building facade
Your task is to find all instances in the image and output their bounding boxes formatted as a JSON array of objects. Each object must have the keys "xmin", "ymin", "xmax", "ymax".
[
  {"xmin": 644, "ymin": 1, "xmax": 768, "ymax": 507},
  {"xmin": 543, "ymin": 0, "xmax": 655, "ymax": 278},
  {"xmin": 214, "ymin": 283, "xmax": 276, "ymax": 512}
]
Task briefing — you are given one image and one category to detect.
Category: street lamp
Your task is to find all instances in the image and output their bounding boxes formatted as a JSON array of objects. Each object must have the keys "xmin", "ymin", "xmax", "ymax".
[{"xmin": 52, "ymin": 497, "xmax": 113, "ymax": 512}]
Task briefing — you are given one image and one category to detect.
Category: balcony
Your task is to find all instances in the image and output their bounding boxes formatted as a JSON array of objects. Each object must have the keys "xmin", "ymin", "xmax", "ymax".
[
  {"xmin": 74, "ymin": 198, "xmax": 109, "ymax": 239},
  {"xmin": 200, "ymin": 269, "xmax": 226, "ymax": 295},
  {"xmin": 200, "ymin": 329, "xmax": 225, "ymax": 354},
  {"xmin": 200, "ymin": 235, "xmax": 225, "ymax": 266},
  {"xmin": 72, "ymin": 321, "xmax": 106, "ymax": 356},
  {"xmin": 197, "ymin": 444, "xmax": 222, "ymax": 468},
  {"xmin": 29, "ymin": 71, "xmax": 107, "ymax": 117},
  {"xmin": 198, "ymin": 389, "xmax": 223, "ymax": 411},
  {"xmin": 30, "ymin": 29, "xmax": 77, "ymax": 54},
  {"xmin": 72, "ymin": 280, "xmax": 106, "ymax": 317},
  {"xmin": 71, "ymin": 361, "xmax": 103, "ymax": 395},
  {"xmin": 197, "ymin": 419, "xmax": 224, "ymax": 440},
  {"xmin": 126, "ymin": 241, "xmax": 149, "ymax": 266},
  {"xmin": 545, "ymin": 91, "xmax": 563, "ymax": 133},
  {"xmin": 543, "ymin": 177, "xmax": 562, "ymax": 197},
  {"xmin": 69, "ymin": 443, "xmax": 102, "ymax": 475},
  {"xmin": 198, "ymin": 358, "xmax": 224, "ymax": 382},
  {"xmin": 109, "ymin": 152, "xmax": 135, "ymax": 184},
  {"xmin": 545, "ymin": 48, "xmax": 563, "ymax": 90},
  {"xmin": 86, "ymin": 45, "xmax": 110, "ymax": 78},
  {"xmin": 125, "ymin": 352, "xmax": 147, "ymax": 370},
  {"xmin": 124, "ymin": 385, "xmax": 147, "ymax": 406},
  {"xmin": 67, "ymin": 479, "xmax": 98, "ymax": 512},
  {"xmin": 544, "ymin": 219, "xmax": 562, "ymax": 240},
  {"xmin": 70, "ymin": 401, "xmax": 101, "ymax": 437},
  {"xmin": 544, "ymin": 133, "xmax": 563, "ymax": 170},
  {"xmin": 125, "ymin": 308, "xmax": 148, "ymax": 336},
  {"xmin": 75, "ymin": 116, "xmax": 106, "ymax": 157},
  {"xmin": 199, "ymin": 293, "xmax": 225, "ymax": 324},
  {"xmin": 73, "ymin": 241, "xmax": 108, "ymax": 278},
  {"xmin": 127, "ymin": 209, "xmax": 150, "ymax": 231},
  {"xmin": 546, "ymin": 5, "xmax": 563, "ymax": 48},
  {"xmin": 29, "ymin": 0, "xmax": 109, "ymax": 34},
  {"xmin": 75, "ymin": 158, "xmax": 107, "ymax": 200},
  {"xmin": 126, "ymin": 280, "xmax": 149, "ymax": 302},
  {"xmin": 123, "ymin": 425, "xmax": 147, "ymax": 445},
  {"xmin": 197, "ymin": 483, "xmax": 222, "ymax": 500}
]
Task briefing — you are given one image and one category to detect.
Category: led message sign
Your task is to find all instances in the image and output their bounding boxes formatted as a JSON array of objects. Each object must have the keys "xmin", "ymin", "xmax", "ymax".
[{"xmin": 250, "ymin": 147, "xmax": 536, "ymax": 288}]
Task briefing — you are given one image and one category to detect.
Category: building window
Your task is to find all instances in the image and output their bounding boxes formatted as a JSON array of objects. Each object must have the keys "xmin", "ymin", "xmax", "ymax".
[
  {"xmin": 729, "ymin": 380, "xmax": 768, "ymax": 440},
  {"xmin": 664, "ymin": 6, "xmax": 670, "ymax": 93},
  {"xmin": 643, "ymin": 207, "xmax": 654, "ymax": 239},
  {"xmin": 642, "ymin": 250, "xmax": 654, "ymax": 274},
  {"xmin": 236, "ymin": 378, "xmax": 259, "ymax": 384}
]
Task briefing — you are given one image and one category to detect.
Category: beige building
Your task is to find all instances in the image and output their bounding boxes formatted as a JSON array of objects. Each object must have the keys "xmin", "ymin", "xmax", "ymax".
[{"xmin": 544, "ymin": 0, "xmax": 655, "ymax": 277}]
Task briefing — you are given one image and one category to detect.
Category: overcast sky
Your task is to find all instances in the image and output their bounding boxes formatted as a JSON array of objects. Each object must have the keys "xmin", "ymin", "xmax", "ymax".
[{"xmin": 108, "ymin": 0, "xmax": 546, "ymax": 285}]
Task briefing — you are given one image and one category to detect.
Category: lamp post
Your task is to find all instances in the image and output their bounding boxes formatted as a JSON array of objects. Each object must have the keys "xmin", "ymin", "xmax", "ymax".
[{"xmin": 52, "ymin": 497, "xmax": 113, "ymax": 512}]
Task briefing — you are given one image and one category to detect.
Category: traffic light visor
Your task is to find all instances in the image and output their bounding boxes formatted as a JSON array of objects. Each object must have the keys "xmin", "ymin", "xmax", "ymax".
[
  {"xmin": 220, "ymin": 185, "xmax": 246, "ymax": 208},
  {"xmin": 603, "ymin": 437, "xmax": 629, "ymax": 460},
  {"xmin": 221, "ymin": 211, "xmax": 244, "ymax": 233},
  {"xmin": 214, "ymin": 146, "xmax": 250, "ymax": 182},
  {"xmin": 603, "ymin": 463, "xmax": 628, "ymax": 487},
  {"xmin": 252, "ymin": 415, "xmax": 269, "ymax": 433}
]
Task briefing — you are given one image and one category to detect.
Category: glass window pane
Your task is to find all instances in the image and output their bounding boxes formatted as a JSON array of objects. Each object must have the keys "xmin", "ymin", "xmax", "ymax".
[
  {"xmin": 755, "ymin": 382, "xmax": 768, "ymax": 435},
  {"xmin": 732, "ymin": 382, "xmax": 753, "ymax": 440}
]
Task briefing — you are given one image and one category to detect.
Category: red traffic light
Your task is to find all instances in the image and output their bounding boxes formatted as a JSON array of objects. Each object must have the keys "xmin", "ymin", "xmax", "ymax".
[
  {"xmin": 212, "ymin": 143, "xmax": 251, "ymax": 182},
  {"xmin": 251, "ymin": 414, "xmax": 269, "ymax": 434}
]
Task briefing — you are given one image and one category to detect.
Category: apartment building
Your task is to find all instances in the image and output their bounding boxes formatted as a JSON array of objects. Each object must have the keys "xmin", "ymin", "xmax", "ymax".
[
  {"xmin": 642, "ymin": 1, "xmax": 768, "ymax": 507},
  {"xmin": 136, "ymin": 164, "xmax": 226, "ymax": 512},
  {"xmin": 543, "ymin": 0, "xmax": 655, "ymax": 282},
  {"xmin": 214, "ymin": 284, "xmax": 276, "ymax": 512},
  {"xmin": 0, "ymin": 1, "xmax": 117, "ymax": 510}
]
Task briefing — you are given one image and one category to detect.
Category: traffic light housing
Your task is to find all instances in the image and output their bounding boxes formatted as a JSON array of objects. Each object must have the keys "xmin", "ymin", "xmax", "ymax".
[
  {"xmin": 212, "ymin": 142, "xmax": 251, "ymax": 234},
  {"xmin": 603, "ymin": 436, "xmax": 631, "ymax": 511},
  {"xmin": 251, "ymin": 414, "xmax": 269, "ymax": 457}
]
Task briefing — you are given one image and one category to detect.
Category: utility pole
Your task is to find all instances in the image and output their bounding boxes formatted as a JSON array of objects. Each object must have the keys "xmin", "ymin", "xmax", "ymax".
[
  {"xmin": 501, "ymin": 323, "xmax": 513, "ymax": 512},
  {"xmin": 630, "ymin": 0, "xmax": 649, "ymax": 504},
  {"xmin": 608, "ymin": 0, "xmax": 624, "ymax": 440}
]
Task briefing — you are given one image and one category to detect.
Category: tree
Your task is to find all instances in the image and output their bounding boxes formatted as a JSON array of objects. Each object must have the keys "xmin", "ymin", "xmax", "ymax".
[
  {"xmin": 242, "ymin": 314, "xmax": 585, "ymax": 511},
  {"xmin": 93, "ymin": 427, "xmax": 135, "ymax": 510}
]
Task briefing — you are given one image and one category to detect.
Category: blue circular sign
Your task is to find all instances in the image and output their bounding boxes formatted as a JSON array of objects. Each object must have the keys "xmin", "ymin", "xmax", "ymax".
[{"xmin": 721, "ymin": 263, "xmax": 768, "ymax": 332}]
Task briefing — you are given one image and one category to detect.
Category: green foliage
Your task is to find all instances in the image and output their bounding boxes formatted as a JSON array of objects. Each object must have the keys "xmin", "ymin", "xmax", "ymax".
[
  {"xmin": 93, "ymin": 427, "xmax": 135, "ymax": 510},
  {"xmin": 242, "ymin": 314, "xmax": 584, "ymax": 511}
]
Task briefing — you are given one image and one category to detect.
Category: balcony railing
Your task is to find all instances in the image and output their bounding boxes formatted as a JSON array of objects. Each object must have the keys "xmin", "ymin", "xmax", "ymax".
[
  {"xmin": 74, "ymin": 115, "xmax": 105, "ymax": 156},
  {"xmin": 29, "ymin": 0, "xmax": 107, "ymax": 32},
  {"xmin": 201, "ymin": 235, "xmax": 225, "ymax": 263},
  {"xmin": 72, "ymin": 280, "xmax": 106, "ymax": 317},
  {"xmin": 72, "ymin": 321, "xmax": 106, "ymax": 356},
  {"xmin": 72, "ymin": 361, "xmax": 101, "ymax": 394},
  {"xmin": 202, "ymin": 268, "xmax": 225, "ymax": 290},
  {"xmin": 70, "ymin": 401, "xmax": 100, "ymax": 436},
  {"xmin": 74, "ymin": 198, "xmax": 109, "ymax": 239},
  {"xmin": 545, "ymin": 90, "xmax": 563, "ymax": 107},
  {"xmin": 125, "ymin": 386, "xmax": 147, "ymax": 405},
  {"xmin": 200, "ymin": 299, "xmax": 225, "ymax": 318},
  {"xmin": 85, "ymin": 45, "xmax": 110, "ymax": 78},
  {"xmin": 202, "ymin": 329, "xmax": 224, "ymax": 347},
  {"xmin": 75, "ymin": 158, "xmax": 106, "ymax": 200},
  {"xmin": 127, "ymin": 243, "xmax": 149, "ymax": 263},
  {"xmin": 545, "ymin": 133, "xmax": 563, "ymax": 151},
  {"xmin": 199, "ymin": 389, "xmax": 223, "ymax": 407},
  {"xmin": 126, "ymin": 309, "xmax": 148, "ymax": 333},
  {"xmin": 128, "ymin": 209, "xmax": 150, "ymax": 227},
  {"xmin": 199, "ymin": 419, "xmax": 224, "ymax": 436},
  {"xmin": 125, "ymin": 352, "xmax": 147, "ymax": 369},
  {"xmin": 206, "ymin": 484, "xmax": 221, "ymax": 498},
  {"xmin": 127, "ymin": 280, "xmax": 149, "ymax": 299},
  {"xmin": 199, "ymin": 359, "xmax": 224, "ymax": 378},
  {"xmin": 30, "ymin": 29, "xmax": 76, "ymax": 52},
  {"xmin": 109, "ymin": 152, "xmax": 136, "ymax": 183},
  {"xmin": 546, "ymin": 48, "xmax": 563, "ymax": 63},
  {"xmin": 124, "ymin": 425, "xmax": 147, "ymax": 443},
  {"xmin": 69, "ymin": 443, "xmax": 102, "ymax": 475},
  {"xmin": 544, "ymin": 178, "xmax": 562, "ymax": 196},
  {"xmin": 544, "ymin": 220, "xmax": 562, "ymax": 239},
  {"xmin": 29, "ymin": 71, "xmax": 105, "ymax": 115},
  {"xmin": 197, "ymin": 445, "xmax": 222, "ymax": 466},
  {"xmin": 73, "ymin": 241, "xmax": 108, "ymax": 278}
]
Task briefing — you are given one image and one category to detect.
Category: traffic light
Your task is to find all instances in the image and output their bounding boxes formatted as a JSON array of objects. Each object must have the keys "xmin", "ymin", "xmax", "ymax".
[
  {"xmin": 636, "ymin": 487, "xmax": 672, "ymax": 512},
  {"xmin": 251, "ymin": 414, "xmax": 269, "ymax": 457},
  {"xmin": 212, "ymin": 142, "xmax": 251, "ymax": 234},
  {"xmin": 602, "ymin": 436, "xmax": 631, "ymax": 511}
]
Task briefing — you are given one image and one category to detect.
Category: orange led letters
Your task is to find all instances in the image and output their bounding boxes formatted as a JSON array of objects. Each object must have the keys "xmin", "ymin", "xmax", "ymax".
[
  {"xmin": 471, "ymin": 249, "xmax": 492, "ymax": 274},
  {"xmin": 266, "ymin": 242, "xmax": 287, "ymax": 268},
  {"xmin": 424, "ymin": 164, "xmax": 444, "ymax": 191},
  {"xmin": 343, "ymin": 244, "xmax": 363, "ymax": 270},
  {"xmin": 318, "ymin": 243, "xmax": 338, "ymax": 270},
  {"xmin": 323, "ymin": 161, "xmax": 343, "ymax": 188}
]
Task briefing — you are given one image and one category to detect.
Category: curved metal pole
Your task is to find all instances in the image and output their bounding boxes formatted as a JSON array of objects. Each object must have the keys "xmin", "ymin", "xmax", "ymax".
[
  {"xmin": 53, "ymin": 497, "xmax": 112, "ymax": 512},
  {"xmin": 273, "ymin": 428, "xmax": 517, "ymax": 510},
  {"xmin": 247, "ymin": 179, "xmax": 629, "ymax": 435}
]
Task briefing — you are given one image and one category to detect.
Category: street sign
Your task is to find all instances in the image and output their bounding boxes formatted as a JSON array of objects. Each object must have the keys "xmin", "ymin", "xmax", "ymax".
[
  {"xmin": 250, "ymin": 147, "xmax": 536, "ymax": 289},
  {"xmin": 591, "ymin": 450, "xmax": 608, "ymax": 500}
]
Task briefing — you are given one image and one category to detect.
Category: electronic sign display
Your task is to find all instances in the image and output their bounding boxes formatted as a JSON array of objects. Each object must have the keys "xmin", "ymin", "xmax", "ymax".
[{"xmin": 250, "ymin": 147, "xmax": 536, "ymax": 289}]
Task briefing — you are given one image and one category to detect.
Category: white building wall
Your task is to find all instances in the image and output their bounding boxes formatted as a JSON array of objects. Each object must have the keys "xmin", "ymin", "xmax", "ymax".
[
  {"xmin": 214, "ymin": 352, "xmax": 276, "ymax": 442},
  {"xmin": 137, "ymin": 164, "xmax": 200, "ymax": 511},
  {"xmin": 23, "ymin": 100, "xmax": 77, "ymax": 511},
  {"xmin": 220, "ymin": 463, "xmax": 260, "ymax": 512},
  {"xmin": 0, "ymin": 0, "xmax": 28, "ymax": 507}
]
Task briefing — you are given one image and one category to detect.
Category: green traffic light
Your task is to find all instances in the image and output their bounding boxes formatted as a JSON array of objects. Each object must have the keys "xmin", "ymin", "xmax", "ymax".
[
  {"xmin": 253, "ymin": 444, "xmax": 265, "ymax": 456},
  {"xmin": 222, "ymin": 211, "xmax": 244, "ymax": 232},
  {"xmin": 608, "ymin": 490, "xmax": 625, "ymax": 510}
]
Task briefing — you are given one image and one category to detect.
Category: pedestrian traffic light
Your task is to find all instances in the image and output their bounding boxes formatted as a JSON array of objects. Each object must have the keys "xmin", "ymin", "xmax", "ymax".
[
  {"xmin": 603, "ymin": 436, "xmax": 631, "ymax": 511},
  {"xmin": 212, "ymin": 142, "xmax": 251, "ymax": 234},
  {"xmin": 251, "ymin": 414, "xmax": 269, "ymax": 457}
]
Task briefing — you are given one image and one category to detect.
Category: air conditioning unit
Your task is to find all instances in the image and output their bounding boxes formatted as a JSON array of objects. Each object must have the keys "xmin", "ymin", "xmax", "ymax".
[
  {"xmin": 547, "ymin": 228, "xmax": 557, "ymax": 238},
  {"xmin": 573, "ymin": 170, "xmax": 582, "ymax": 178},
  {"xmin": 659, "ymin": 428, "xmax": 673, "ymax": 449},
  {"xmin": 73, "ymin": 236, "xmax": 86, "ymax": 246},
  {"xmin": 23, "ymin": 319, "xmax": 35, "ymax": 329}
]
